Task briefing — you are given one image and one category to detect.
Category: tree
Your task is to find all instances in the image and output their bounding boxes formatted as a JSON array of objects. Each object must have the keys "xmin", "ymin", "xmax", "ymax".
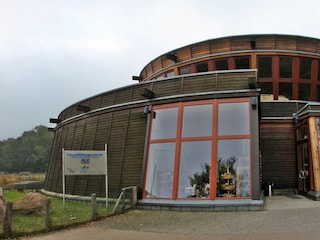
[{"xmin": 0, "ymin": 125, "xmax": 53, "ymax": 172}]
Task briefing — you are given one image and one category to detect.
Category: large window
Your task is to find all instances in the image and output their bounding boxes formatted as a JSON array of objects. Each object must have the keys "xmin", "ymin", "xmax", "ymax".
[
  {"xmin": 215, "ymin": 59, "xmax": 228, "ymax": 70},
  {"xmin": 235, "ymin": 57, "xmax": 250, "ymax": 69},
  {"xmin": 300, "ymin": 58, "xmax": 312, "ymax": 80},
  {"xmin": 144, "ymin": 99, "xmax": 252, "ymax": 200}
]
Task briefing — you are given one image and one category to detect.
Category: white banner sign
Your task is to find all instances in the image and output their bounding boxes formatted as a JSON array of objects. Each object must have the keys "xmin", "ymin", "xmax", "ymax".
[{"xmin": 63, "ymin": 150, "xmax": 107, "ymax": 175}]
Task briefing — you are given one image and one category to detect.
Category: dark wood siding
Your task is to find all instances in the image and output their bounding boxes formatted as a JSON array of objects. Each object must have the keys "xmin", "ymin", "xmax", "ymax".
[{"xmin": 260, "ymin": 120, "xmax": 297, "ymax": 189}]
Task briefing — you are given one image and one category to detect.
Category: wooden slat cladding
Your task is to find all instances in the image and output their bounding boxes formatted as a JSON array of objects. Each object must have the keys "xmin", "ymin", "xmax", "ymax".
[
  {"xmin": 216, "ymin": 72, "xmax": 251, "ymax": 90},
  {"xmin": 120, "ymin": 108, "xmax": 147, "ymax": 189},
  {"xmin": 89, "ymin": 96, "xmax": 101, "ymax": 110},
  {"xmin": 175, "ymin": 47, "xmax": 191, "ymax": 62},
  {"xmin": 260, "ymin": 120, "xmax": 297, "ymax": 189},
  {"xmin": 151, "ymin": 58, "xmax": 162, "ymax": 73},
  {"xmin": 230, "ymin": 36, "xmax": 252, "ymax": 51},
  {"xmin": 152, "ymin": 78, "xmax": 182, "ymax": 98},
  {"xmin": 191, "ymin": 41, "xmax": 210, "ymax": 58},
  {"xmin": 182, "ymin": 75, "xmax": 217, "ymax": 94},
  {"xmin": 81, "ymin": 117, "xmax": 98, "ymax": 149},
  {"xmin": 260, "ymin": 102, "xmax": 300, "ymax": 118},
  {"xmin": 210, "ymin": 38, "xmax": 230, "ymax": 54},
  {"xmin": 297, "ymin": 37, "xmax": 317, "ymax": 53},
  {"xmin": 255, "ymin": 35, "xmax": 276, "ymax": 49},
  {"xmin": 114, "ymin": 88, "xmax": 132, "ymax": 105},
  {"xmin": 276, "ymin": 36, "xmax": 297, "ymax": 51},
  {"xmin": 101, "ymin": 91, "xmax": 115, "ymax": 108}
]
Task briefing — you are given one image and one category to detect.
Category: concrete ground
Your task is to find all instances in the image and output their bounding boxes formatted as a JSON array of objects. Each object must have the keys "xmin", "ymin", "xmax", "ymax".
[{"xmin": 21, "ymin": 195, "xmax": 320, "ymax": 240}]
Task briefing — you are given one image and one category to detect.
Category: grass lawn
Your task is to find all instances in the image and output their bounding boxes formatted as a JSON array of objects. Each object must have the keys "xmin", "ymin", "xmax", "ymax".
[{"xmin": 0, "ymin": 190, "xmax": 115, "ymax": 238}]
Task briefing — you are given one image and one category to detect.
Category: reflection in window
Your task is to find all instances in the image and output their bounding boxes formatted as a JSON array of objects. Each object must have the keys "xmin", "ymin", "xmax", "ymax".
[
  {"xmin": 217, "ymin": 139, "xmax": 250, "ymax": 198},
  {"xmin": 145, "ymin": 143, "xmax": 175, "ymax": 198},
  {"xmin": 182, "ymin": 104, "xmax": 213, "ymax": 137},
  {"xmin": 180, "ymin": 65, "xmax": 192, "ymax": 75},
  {"xmin": 280, "ymin": 57, "xmax": 292, "ymax": 78},
  {"xmin": 258, "ymin": 56, "xmax": 272, "ymax": 78},
  {"xmin": 196, "ymin": 62, "xmax": 208, "ymax": 72},
  {"xmin": 151, "ymin": 108, "xmax": 178, "ymax": 139},
  {"xmin": 178, "ymin": 141, "xmax": 211, "ymax": 198},
  {"xmin": 218, "ymin": 102, "xmax": 249, "ymax": 136},
  {"xmin": 300, "ymin": 58, "xmax": 312, "ymax": 80},
  {"xmin": 215, "ymin": 59, "xmax": 228, "ymax": 70},
  {"xmin": 235, "ymin": 57, "xmax": 250, "ymax": 69}
]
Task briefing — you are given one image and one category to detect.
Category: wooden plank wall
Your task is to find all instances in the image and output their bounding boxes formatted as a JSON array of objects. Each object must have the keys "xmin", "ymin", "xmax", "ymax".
[{"xmin": 260, "ymin": 120, "xmax": 297, "ymax": 189}]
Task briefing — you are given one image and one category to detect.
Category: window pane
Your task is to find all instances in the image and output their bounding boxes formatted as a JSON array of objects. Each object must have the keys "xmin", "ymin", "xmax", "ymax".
[
  {"xmin": 145, "ymin": 143, "xmax": 175, "ymax": 198},
  {"xmin": 258, "ymin": 57, "xmax": 272, "ymax": 78},
  {"xmin": 180, "ymin": 65, "xmax": 192, "ymax": 75},
  {"xmin": 300, "ymin": 58, "xmax": 312, "ymax": 80},
  {"xmin": 151, "ymin": 108, "xmax": 178, "ymax": 139},
  {"xmin": 178, "ymin": 141, "xmax": 211, "ymax": 198},
  {"xmin": 259, "ymin": 82, "xmax": 273, "ymax": 95},
  {"xmin": 279, "ymin": 82, "xmax": 292, "ymax": 100},
  {"xmin": 235, "ymin": 57, "xmax": 250, "ymax": 69},
  {"xmin": 299, "ymin": 84, "xmax": 311, "ymax": 101},
  {"xmin": 280, "ymin": 57, "xmax": 292, "ymax": 78},
  {"xmin": 218, "ymin": 102, "xmax": 249, "ymax": 135},
  {"xmin": 166, "ymin": 70, "xmax": 175, "ymax": 77},
  {"xmin": 196, "ymin": 62, "xmax": 208, "ymax": 72},
  {"xmin": 215, "ymin": 59, "xmax": 228, "ymax": 70},
  {"xmin": 217, "ymin": 139, "xmax": 250, "ymax": 198},
  {"xmin": 182, "ymin": 104, "xmax": 213, "ymax": 137}
]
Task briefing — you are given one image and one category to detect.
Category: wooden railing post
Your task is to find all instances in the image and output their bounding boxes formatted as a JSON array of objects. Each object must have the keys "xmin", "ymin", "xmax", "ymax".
[
  {"xmin": 3, "ymin": 202, "xmax": 13, "ymax": 238},
  {"xmin": 45, "ymin": 199, "xmax": 51, "ymax": 231},
  {"xmin": 91, "ymin": 193, "xmax": 97, "ymax": 221}
]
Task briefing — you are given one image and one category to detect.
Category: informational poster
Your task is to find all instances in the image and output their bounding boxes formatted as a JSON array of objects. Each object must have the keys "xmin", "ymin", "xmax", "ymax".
[
  {"xmin": 62, "ymin": 145, "xmax": 108, "ymax": 208},
  {"xmin": 63, "ymin": 151, "xmax": 107, "ymax": 175}
]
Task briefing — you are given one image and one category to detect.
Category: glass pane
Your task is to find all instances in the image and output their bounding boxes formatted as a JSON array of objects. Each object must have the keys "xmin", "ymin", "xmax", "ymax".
[
  {"xmin": 178, "ymin": 141, "xmax": 211, "ymax": 198},
  {"xmin": 318, "ymin": 61, "xmax": 320, "ymax": 81},
  {"xmin": 259, "ymin": 82, "xmax": 273, "ymax": 95},
  {"xmin": 217, "ymin": 139, "xmax": 250, "ymax": 198},
  {"xmin": 166, "ymin": 70, "xmax": 175, "ymax": 77},
  {"xmin": 218, "ymin": 102, "xmax": 249, "ymax": 136},
  {"xmin": 180, "ymin": 65, "xmax": 192, "ymax": 75},
  {"xmin": 280, "ymin": 57, "xmax": 292, "ymax": 78},
  {"xmin": 299, "ymin": 84, "xmax": 311, "ymax": 101},
  {"xmin": 279, "ymin": 82, "xmax": 292, "ymax": 100},
  {"xmin": 300, "ymin": 58, "xmax": 312, "ymax": 80},
  {"xmin": 151, "ymin": 108, "xmax": 178, "ymax": 139},
  {"xmin": 258, "ymin": 57, "xmax": 272, "ymax": 78},
  {"xmin": 182, "ymin": 104, "xmax": 213, "ymax": 137},
  {"xmin": 215, "ymin": 59, "xmax": 228, "ymax": 70},
  {"xmin": 145, "ymin": 143, "xmax": 175, "ymax": 198},
  {"xmin": 235, "ymin": 57, "xmax": 250, "ymax": 69},
  {"xmin": 196, "ymin": 62, "xmax": 208, "ymax": 72}
]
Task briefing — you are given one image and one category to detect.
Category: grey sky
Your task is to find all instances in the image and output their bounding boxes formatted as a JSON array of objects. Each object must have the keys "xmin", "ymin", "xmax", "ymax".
[{"xmin": 1, "ymin": 0, "xmax": 320, "ymax": 140}]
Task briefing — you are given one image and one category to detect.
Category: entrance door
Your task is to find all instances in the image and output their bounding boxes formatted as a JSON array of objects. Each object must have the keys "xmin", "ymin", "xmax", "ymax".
[{"xmin": 297, "ymin": 139, "xmax": 310, "ymax": 193}]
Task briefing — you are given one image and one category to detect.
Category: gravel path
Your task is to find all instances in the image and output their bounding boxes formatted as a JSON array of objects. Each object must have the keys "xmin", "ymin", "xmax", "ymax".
[{"xmin": 22, "ymin": 195, "xmax": 320, "ymax": 240}]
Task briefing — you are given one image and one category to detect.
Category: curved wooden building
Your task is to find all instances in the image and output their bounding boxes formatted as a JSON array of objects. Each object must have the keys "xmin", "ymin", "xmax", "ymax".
[{"xmin": 44, "ymin": 34, "xmax": 320, "ymax": 209}]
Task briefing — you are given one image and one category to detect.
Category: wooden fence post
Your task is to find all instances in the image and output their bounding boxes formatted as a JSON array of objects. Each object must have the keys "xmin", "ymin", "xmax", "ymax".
[
  {"xmin": 45, "ymin": 199, "xmax": 51, "ymax": 231},
  {"xmin": 91, "ymin": 193, "xmax": 97, "ymax": 221},
  {"xmin": 3, "ymin": 202, "xmax": 13, "ymax": 238}
]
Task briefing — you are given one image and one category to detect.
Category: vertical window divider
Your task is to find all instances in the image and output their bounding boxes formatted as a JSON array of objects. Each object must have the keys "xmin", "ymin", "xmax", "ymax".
[
  {"xmin": 172, "ymin": 102, "xmax": 183, "ymax": 199},
  {"xmin": 211, "ymin": 99, "xmax": 218, "ymax": 199}
]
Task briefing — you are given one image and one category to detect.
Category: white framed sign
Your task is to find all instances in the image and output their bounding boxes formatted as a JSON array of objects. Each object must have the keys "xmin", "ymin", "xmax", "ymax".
[{"xmin": 62, "ymin": 145, "xmax": 108, "ymax": 208}]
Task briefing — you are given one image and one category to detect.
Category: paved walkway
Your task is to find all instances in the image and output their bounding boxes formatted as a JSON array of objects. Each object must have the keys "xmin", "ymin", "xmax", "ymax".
[{"xmin": 22, "ymin": 195, "xmax": 320, "ymax": 240}]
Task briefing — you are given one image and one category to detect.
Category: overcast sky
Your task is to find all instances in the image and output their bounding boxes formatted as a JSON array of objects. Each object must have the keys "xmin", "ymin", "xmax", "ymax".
[{"xmin": 1, "ymin": 0, "xmax": 320, "ymax": 140}]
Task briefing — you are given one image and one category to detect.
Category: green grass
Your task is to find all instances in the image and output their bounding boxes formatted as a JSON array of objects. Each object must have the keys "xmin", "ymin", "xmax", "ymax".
[{"xmin": 1, "ymin": 190, "xmax": 115, "ymax": 238}]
